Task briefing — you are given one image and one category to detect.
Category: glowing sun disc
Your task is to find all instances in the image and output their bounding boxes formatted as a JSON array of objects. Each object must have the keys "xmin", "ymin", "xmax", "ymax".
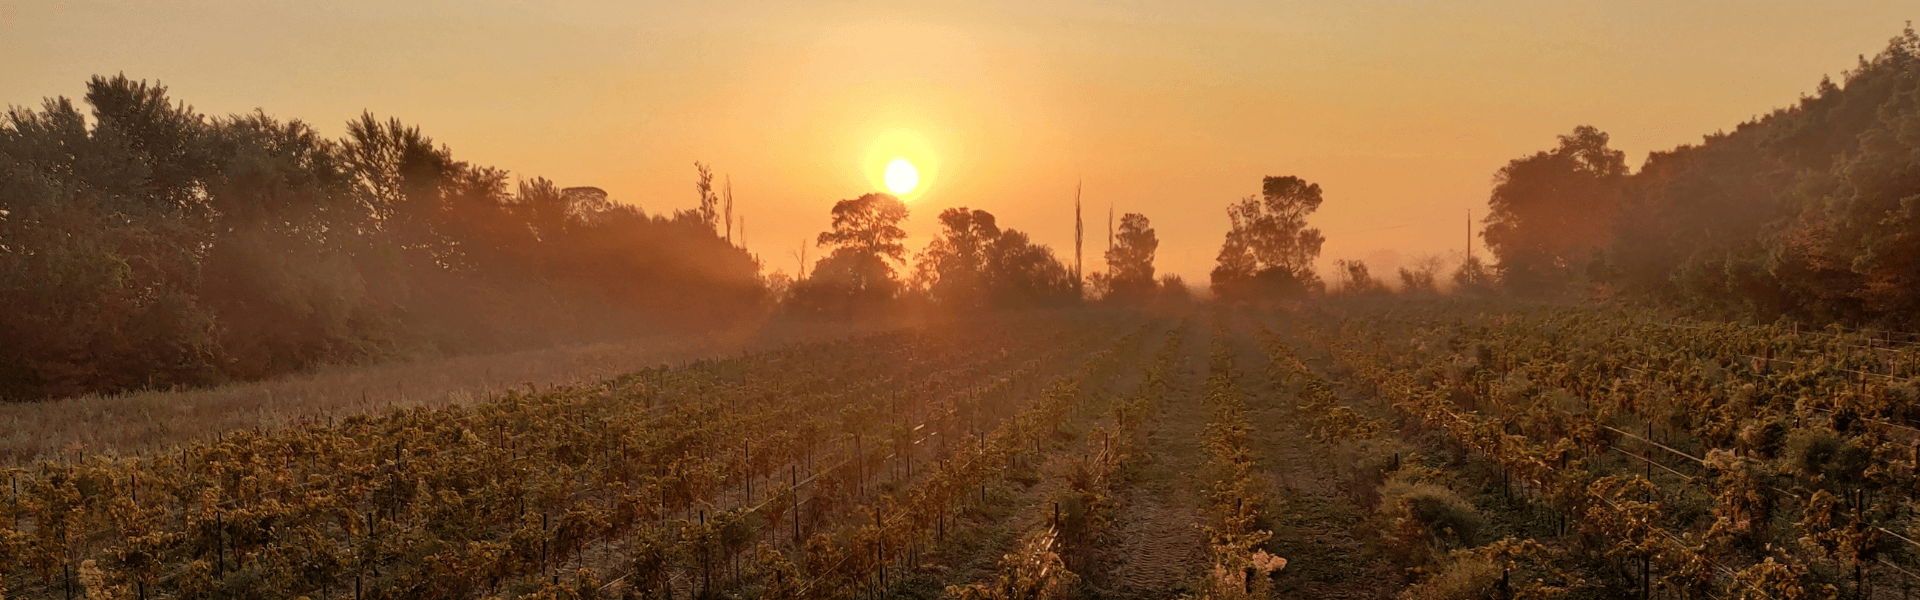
[{"xmin": 884, "ymin": 157, "xmax": 919, "ymax": 194}]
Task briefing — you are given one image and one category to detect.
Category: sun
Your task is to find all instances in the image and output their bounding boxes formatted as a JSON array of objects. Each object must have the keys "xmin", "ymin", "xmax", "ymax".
[
  {"xmin": 884, "ymin": 157, "xmax": 919, "ymax": 194},
  {"xmin": 865, "ymin": 128, "xmax": 936, "ymax": 199}
]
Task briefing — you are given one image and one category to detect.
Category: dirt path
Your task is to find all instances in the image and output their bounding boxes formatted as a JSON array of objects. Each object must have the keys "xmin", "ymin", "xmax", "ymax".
[
  {"xmin": 918, "ymin": 318, "xmax": 1173, "ymax": 596},
  {"xmin": 1224, "ymin": 312, "xmax": 1402, "ymax": 600},
  {"xmin": 1092, "ymin": 322, "xmax": 1212, "ymax": 599}
]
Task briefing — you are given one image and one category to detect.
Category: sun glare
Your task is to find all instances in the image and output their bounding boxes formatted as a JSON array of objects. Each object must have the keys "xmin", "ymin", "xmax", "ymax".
[
  {"xmin": 865, "ymin": 128, "xmax": 937, "ymax": 200},
  {"xmin": 884, "ymin": 157, "xmax": 920, "ymax": 194}
]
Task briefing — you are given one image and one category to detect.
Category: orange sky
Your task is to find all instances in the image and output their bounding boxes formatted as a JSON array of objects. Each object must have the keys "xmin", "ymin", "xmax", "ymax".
[{"xmin": 4, "ymin": 0, "xmax": 1914, "ymax": 283}]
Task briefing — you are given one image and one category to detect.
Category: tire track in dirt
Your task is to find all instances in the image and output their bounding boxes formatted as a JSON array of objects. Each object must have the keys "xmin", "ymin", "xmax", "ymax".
[
  {"xmin": 1092, "ymin": 323, "xmax": 1211, "ymax": 599},
  {"xmin": 927, "ymin": 318, "xmax": 1171, "ymax": 595},
  {"xmin": 1224, "ymin": 312, "xmax": 1401, "ymax": 600}
]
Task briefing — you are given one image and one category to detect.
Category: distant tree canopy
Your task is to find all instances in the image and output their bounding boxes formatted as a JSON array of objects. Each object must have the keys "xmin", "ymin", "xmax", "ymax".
[
  {"xmin": 1482, "ymin": 125, "xmax": 1628, "ymax": 295},
  {"xmin": 0, "ymin": 75, "xmax": 764, "ymax": 399},
  {"xmin": 1211, "ymin": 176, "xmax": 1326, "ymax": 300},
  {"xmin": 1104, "ymin": 213, "xmax": 1159, "ymax": 302},
  {"xmin": 1334, "ymin": 259, "xmax": 1389, "ymax": 296},
  {"xmin": 789, "ymin": 193, "xmax": 910, "ymax": 316},
  {"xmin": 918, "ymin": 208, "xmax": 1000, "ymax": 308},
  {"xmin": 1483, "ymin": 25, "xmax": 1920, "ymax": 326},
  {"xmin": 914, "ymin": 207, "xmax": 1075, "ymax": 310},
  {"xmin": 1452, "ymin": 256, "xmax": 1498, "ymax": 296}
]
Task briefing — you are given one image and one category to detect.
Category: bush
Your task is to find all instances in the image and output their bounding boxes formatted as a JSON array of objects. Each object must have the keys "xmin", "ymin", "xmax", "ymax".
[
  {"xmin": 1379, "ymin": 470, "xmax": 1484, "ymax": 563},
  {"xmin": 1397, "ymin": 554, "xmax": 1500, "ymax": 600}
]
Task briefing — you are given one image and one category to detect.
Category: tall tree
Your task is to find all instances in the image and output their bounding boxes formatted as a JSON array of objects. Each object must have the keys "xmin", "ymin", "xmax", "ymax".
[
  {"xmin": 1106, "ymin": 213, "xmax": 1158, "ymax": 301},
  {"xmin": 918, "ymin": 207, "xmax": 1000, "ymax": 309},
  {"xmin": 690, "ymin": 162, "xmax": 720, "ymax": 233},
  {"xmin": 1211, "ymin": 176, "xmax": 1326, "ymax": 300},
  {"xmin": 791, "ymin": 193, "xmax": 910, "ymax": 315},
  {"xmin": 0, "ymin": 76, "xmax": 222, "ymax": 397},
  {"xmin": 916, "ymin": 207, "xmax": 1076, "ymax": 310},
  {"xmin": 986, "ymin": 229, "xmax": 1076, "ymax": 307},
  {"xmin": 1481, "ymin": 125, "xmax": 1627, "ymax": 294}
]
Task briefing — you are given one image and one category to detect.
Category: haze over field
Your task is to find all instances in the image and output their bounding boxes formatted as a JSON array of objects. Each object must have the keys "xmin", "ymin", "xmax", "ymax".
[
  {"xmin": 19, "ymin": 3, "xmax": 1920, "ymax": 598},
  {"xmin": 6, "ymin": 0, "xmax": 1912, "ymax": 279}
]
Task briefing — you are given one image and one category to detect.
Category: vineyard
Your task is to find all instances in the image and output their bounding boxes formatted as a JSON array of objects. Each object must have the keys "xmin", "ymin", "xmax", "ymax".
[
  {"xmin": 1250, "ymin": 299, "xmax": 1920, "ymax": 599},
  {"xmin": 8, "ymin": 302, "xmax": 1920, "ymax": 599}
]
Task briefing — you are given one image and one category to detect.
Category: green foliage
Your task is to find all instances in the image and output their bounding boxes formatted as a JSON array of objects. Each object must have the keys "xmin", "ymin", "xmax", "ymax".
[{"xmin": 0, "ymin": 76, "xmax": 766, "ymax": 399}]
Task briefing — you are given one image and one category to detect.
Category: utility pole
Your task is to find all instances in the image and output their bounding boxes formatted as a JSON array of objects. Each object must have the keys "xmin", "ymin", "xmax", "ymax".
[
  {"xmin": 1466, "ymin": 209, "xmax": 1472, "ymax": 262},
  {"xmin": 724, "ymin": 175, "xmax": 734, "ymax": 243}
]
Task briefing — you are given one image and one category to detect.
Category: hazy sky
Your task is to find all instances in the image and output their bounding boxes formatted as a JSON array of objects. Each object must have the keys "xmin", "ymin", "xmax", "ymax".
[{"xmin": 5, "ymin": 0, "xmax": 1914, "ymax": 282}]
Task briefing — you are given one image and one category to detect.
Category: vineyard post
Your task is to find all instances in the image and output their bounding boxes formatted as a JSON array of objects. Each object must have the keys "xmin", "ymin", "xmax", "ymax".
[
  {"xmin": 792, "ymin": 465, "xmax": 800, "ymax": 546},
  {"xmin": 1641, "ymin": 556, "xmax": 1649, "ymax": 600},
  {"xmin": 1645, "ymin": 421, "xmax": 1653, "ymax": 500},
  {"xmin": 700, "ymin": 509, "xmax": 709, "ymax": 596}
]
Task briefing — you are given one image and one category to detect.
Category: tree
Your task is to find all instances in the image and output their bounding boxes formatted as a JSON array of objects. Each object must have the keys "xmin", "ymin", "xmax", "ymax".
[
  {"xmin": 690, "ymin": 162, "xmax": 721, "ymax": 233},
  {"xmin": 1452, "ymin": 255, "xmax": 1497, "ymax": 295},
  {"xmin": 984, "ymin": 229, "xmax": 1076, "ymax": 307},
  {"xmin": 1211, "ymin": 176, "xmax": 1326, "ymax": 301},
  {"xmin": 1158, "ymin": 274, "xmax": 1193, "ymax": 303},
  {"xmin": 1105, "ymin": 213, "xmax": 1159, "ymax": 302},
  {"xmin": 915, "ymin": 207, "xmax": 1075, "ymax": 310},
  {"xmin": 1, "ymin": 75, "xmax": 771, "ymax": 398},
  {"xmin": 917, "ymin": 207, "xmax": 1001, "ymax": 309},
  {"xmin": 1334, "ymin": 260, "xmax": 1387, "ymax": 295},
  {"xmin": 1482, "ymin": 125, "xmax": 1627, "ymax": 294},
  {"xmin": 790, "ymin": 193, "xmax": 910, "ymax": 316},
  {"xmin": 0, "ymin": 75, "xmax": 222, "ymax": 397},
  {"xmin": 1396, "ymin": 256, "xmax": 1443, "ymax": 295}
]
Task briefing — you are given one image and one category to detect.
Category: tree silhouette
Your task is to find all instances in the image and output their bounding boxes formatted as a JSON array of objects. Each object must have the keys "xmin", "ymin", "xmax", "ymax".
[
  {"xmin": 691, "ymin": 162, "xmax": 721, "ymax": 233},
  {"xmin": 1211, "ymin": 176, "xmax": 1326, "ymax": 301},
  {"xmin": 983, "ymin": 228, "xmax": 1076, "ymax": 307},
  {"xmin": 1450, "ymin": 256, "xmax": 1497, "ymax": 295},
  {"xmin": 1105, "ymin": 213, "xmax": 1159, "ymax": 302},
  {"xmin": 790, "ymin": 193, "xmax": 910, "ymax": 316},
  {"xmin": 1333, "ymin": 259, "xmax": 1387, "ymax": 295},
  {"xmin": 918, "ymin": 207, "xmax": 1001, "ymax": 309},
  {"xmin": 915, "ymin": 207, "xmax": 1075, "ymax": 310},
  {"xmin": 0, "ymin": 75, "xmax": 767, "ymax": 399},
  {"xmin": 1482, "ymin": 125, "xmax": 1626, "ymax": 295}
]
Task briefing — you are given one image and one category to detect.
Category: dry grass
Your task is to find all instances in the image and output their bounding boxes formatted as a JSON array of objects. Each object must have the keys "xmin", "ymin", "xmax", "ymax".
[{"xmin": 0, "ymin": 319, "xmax": 900, "ymax": 464}]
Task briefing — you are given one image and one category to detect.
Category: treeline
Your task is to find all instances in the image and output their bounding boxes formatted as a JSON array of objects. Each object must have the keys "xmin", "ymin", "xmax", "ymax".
[
  {"xmin": 780, "ymin": 193, "xmax": 1188, "ymax": 317},
  {"xmin": 0, "ymin": 76, "xmax": 763, "ymax": 399},
  {"xmin": 1476, "ymin": 26, "xmax": 1920, "ymax": 326}
]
